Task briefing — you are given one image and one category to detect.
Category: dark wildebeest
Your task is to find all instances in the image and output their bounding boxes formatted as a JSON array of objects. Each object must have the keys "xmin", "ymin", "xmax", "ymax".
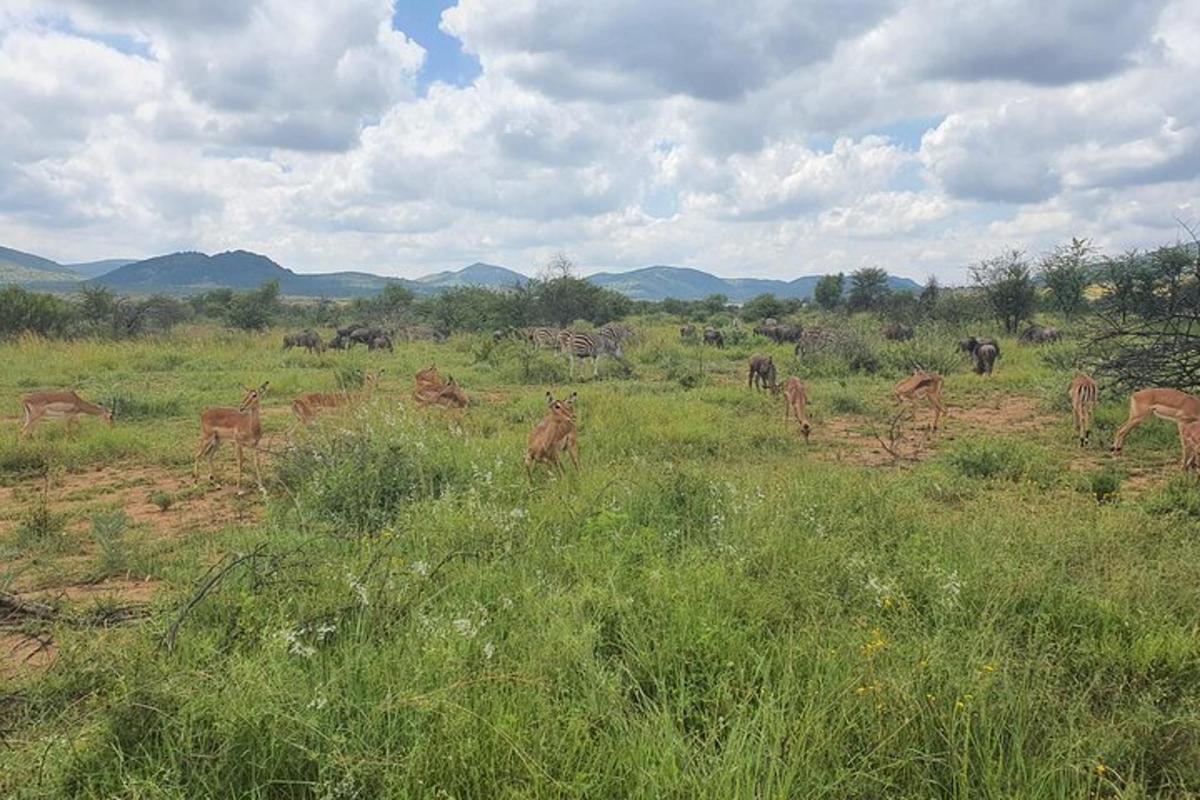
[
  {"xmin": 1020, "ymin": 325, "xmax": 1063, "ymax": 345},
  {"xmin": 960, "ymin": 336, "xmax": 1000, "ymax": 376},
  {"xmin": 367, "ymin": 333, "xmax": 394, "ymax": 352},
  {"xmin": 327, "ymin": 334, "xmax": 348, "ymax": 350},
  {"xmin": 680, "ymin": 324, "xmax": 697, "ymax": 341},
  {"xmin": 703, "ymin": 327, "xmax": 725, "ymax": 348},
  {"xmin": 753, "ymin": 323, "xmax": 803, "ymax": 344},
  {"xmin": 283, "ymin": 330, "xmax": 324, "ymax": 354},
  {"xmin": 882, "ymin": 323, "xmax": 914, "ymax": 341},
  {"xmin": 748, "ymin": 354, "xmax": 778, "ymax": 392}
]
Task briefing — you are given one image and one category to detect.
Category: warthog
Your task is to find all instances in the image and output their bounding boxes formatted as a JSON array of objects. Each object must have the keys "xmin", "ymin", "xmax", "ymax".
[
  {"xmin": 283, "ymin": 329, "xmax": 324, "ymax": 353},
  {"xmin": 703, "ymin": 327, "xmax": 725, "ymax": 348},
  {"xmin": 748, "ymin": 354, "xmax": 778, "ymax": 392},
  {"xmin": 960, "ymin": 337, "xmax": 1000, "ymax": 376}
]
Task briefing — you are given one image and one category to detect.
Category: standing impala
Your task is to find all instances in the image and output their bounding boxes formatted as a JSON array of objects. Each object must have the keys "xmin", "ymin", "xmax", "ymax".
[
  {"xmin": 1068, "ymin": 373, "xmax": 1098, "ymax": 447},
  {"xmin": 194, "ymin": 383, "xmax": 269, "ymax": 491},
  {"xmin": 1112, "ymin": 388, "xmax": 1200, "ymax": 467},
  {"xmin": 20, "ymin": 391, "xmax": 113, "ymax": 438},
  {"xmin": 893, "ymin": 371, "xmax": 946, "ymax": 431}
]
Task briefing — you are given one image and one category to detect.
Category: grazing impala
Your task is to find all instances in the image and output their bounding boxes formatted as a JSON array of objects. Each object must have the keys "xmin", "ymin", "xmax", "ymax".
[
  {"xmin": 525, "ymin": 392, "xmax": 579, "ymax": 480},
  {"xmin": 1068, "ymin": 373, "xmax": 1099, "ymax": 447},
  {"xmin": 782, "ymin": 377, "xmax": 811, "ymax": 442},
  {"xmin": 194, "ymin": 383, "xmax": 269, "ymax": 490},
  {"xmin": 20, "ymin": 391, "xmax": 113, "ymax": 438},
  {"xmin": 893, "ymin": 371, "xmax": 946, "ymax": 431},
  {"xmin": 292, "ymin": 371, "xmax": 381, "ymax": 425},
  {"xmin": 1111, "ymin": 388, "xmax": 1200, "ymax": 466}
]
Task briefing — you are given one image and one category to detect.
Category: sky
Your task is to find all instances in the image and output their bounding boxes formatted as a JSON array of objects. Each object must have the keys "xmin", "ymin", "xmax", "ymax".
[{"xmin": 1, "ymin": 0, "xmax": 1198, "ymax": 282}]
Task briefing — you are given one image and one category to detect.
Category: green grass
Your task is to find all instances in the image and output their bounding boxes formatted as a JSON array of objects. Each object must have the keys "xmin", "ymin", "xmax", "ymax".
[{"xmin": 2, "ymin": 320, "xmax": 1200, "ymax": 798}]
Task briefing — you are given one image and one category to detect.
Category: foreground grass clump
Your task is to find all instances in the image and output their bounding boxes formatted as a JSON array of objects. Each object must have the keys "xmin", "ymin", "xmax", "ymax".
[{"xmin": 2, "ymin": 322, "xmax": 1200, "ymax": 798}]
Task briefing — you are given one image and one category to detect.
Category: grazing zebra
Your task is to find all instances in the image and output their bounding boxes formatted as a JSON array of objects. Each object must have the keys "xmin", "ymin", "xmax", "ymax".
[
  {"xmin": 561, "ymin": 330, "xmax": 623, "ymax": 378},
  {"xmin": 598, "ymin": 321, "xmax": 634, "ymax": 345},
  {"xmin": 522, "ymin": 327, "xmax": 559, "ymax": 350}
]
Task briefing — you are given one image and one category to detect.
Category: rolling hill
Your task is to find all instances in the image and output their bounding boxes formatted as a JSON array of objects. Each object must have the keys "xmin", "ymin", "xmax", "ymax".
[{"xmin": 4, "ymin": 243, "xmax": 922, "ymax": 302}]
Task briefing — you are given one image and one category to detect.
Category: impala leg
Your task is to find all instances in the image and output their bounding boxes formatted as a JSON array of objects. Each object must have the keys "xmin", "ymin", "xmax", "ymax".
[
  {"xmin": 194, "ymin": 434, "xmax": 216, "ymax": 482},
  {"xmin": 1111, "ymin": 400, "xmax": 1149, "ymax": 454},
  {"xmin": 19, "ymin": 407, "xmax": 41, "ymax": 439},
  {"xmin": 233, "ymin": 442, "xmax": 244, "ymax": 490},
  {"xmin": 253, "ymin": 442, "xmax": 264, "ymax": 490},
  {"xmin": 567, "ymin": 438, "xmax": 580, "ymax": 471}
]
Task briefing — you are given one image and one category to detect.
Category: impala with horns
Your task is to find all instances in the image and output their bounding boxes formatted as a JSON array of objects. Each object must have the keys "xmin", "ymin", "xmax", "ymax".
[
  {"xmin": 1111, "ymin": 388, "xmax": 1200, "ymax": 467},
  {"xmin": 292, "ymin": 371, "xmax": 382, "ymax": 426},
  {"xmin": 20, "ymin": 391, "xmax": 114, "ymax": 438},
  {"xmin": 893, "ymin": 371, "xmax": 946, "ymax": 431},
  {"xmin": 525, "ymin": 392, "xmax": 579, "ymax": 480},
  {"xmin": 194, "ymin": 382, "xmax": 269, "ymax": 491},
  {"xmin": 783, "ymin": 377, "xmax": 811, "ymax": 442},
  {"xmin": 1068, "ymin": 373, "xmax": 1098, "ymax": 447}
]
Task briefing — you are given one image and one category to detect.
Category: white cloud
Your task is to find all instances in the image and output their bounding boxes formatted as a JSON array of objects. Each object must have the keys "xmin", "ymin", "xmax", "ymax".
[{"xmin": 0, "ymin": 0, "xmax": 1198, "ymax": 283}]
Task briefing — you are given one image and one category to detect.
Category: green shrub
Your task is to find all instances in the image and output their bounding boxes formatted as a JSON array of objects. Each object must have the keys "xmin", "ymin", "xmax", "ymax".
[
  {"xmin": 1081, "ymin": 467, "xmax": 1123, "ymax": 503},
  {"xmin": 944, "ymin": 436, "xmax": 1057, "ymax": 486},
  {"xmin": 1143, "ymin": 476, "xmax": 1200, "ymax": 519},
  {"xmin": 16, "ymin": 495, "xmax": 70, "ymax": 550},
  {"xmin": 150, "ymin": 490, "xmax": 174, "ymax": 512},
  {"xmin": 91, "ymin": 510, "xmax": 130, "ymax": 575}
]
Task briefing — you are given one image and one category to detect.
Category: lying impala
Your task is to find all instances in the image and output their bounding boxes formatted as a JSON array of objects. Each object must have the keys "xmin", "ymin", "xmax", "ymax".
[
  {"xmin": 194, "ymin": 382, "xmax": 268, "ymax": 491},
  {"xmin": 1112, "ymin": 388, "xmax": 1200, "ymax": 467},
  {"xmin": 525, "ymin": 392, "xmax": 579, "ymax": 480},
  {"xmin": 782, "ymin": 377, "xmax": 811, "ymax": 442},
  {"xmin": 412, "ymin": 366, "xmax": 469, "ymax": 409},
  {"xmin": 1068, "ymin": 373, "xmax": 1098, "ymax": 447},
  {"xmin": 20, "ymin": 391, "xmax": 113, "ymax": 438},
  {"xmin": 292, "ymin": 371, "xmax": 381, "ymax": 425},
  {"xmin": 893, "ymin": 371, "xmax": 946, "ymax": 431}
]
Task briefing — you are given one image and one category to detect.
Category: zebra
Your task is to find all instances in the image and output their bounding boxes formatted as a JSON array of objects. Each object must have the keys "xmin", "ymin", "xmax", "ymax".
[
  {"xmin": 561, "ymin": 329, "xmax": 624, "ymax": 378},
  {"xmin": 598, "ymin": 321, "xmax": 634, "ymax": 345},
  {"xmin": 523, "ymin": 327, "xmax": 560, "ymax": 350}
]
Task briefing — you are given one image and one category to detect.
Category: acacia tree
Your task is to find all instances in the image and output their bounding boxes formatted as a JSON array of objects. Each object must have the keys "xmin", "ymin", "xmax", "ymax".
[
  {"xmin": 813, "ymin": 273, "xmax": 844, "ymax": 311},
  {"xmin": 847, "ymin": 267, "xmax": 891, "ymax": 312},
  {"xmin": 1039, "ymin": 237, "xmax": 1094, "ymax": 319},
  {"xmin": 970, "ymin": 249, "xmax": 1035, "ymax": 333}
]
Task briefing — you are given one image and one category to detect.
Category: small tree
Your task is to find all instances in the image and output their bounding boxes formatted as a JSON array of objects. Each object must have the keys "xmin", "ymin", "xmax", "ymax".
[
  {"xmin": 741, "ymin": 293, "xmax": 785, "ymax": 321},
  {"xmin": 226, "ymin": 280, "xmax": 281, "ymax": 331},
  {"xmin": 847, "ymin": 267, "xmax": 891, "ymax": 313},
  {"xmin": 814, "ymin": 273, "xmax": 844, "ymax": 311},
  {"xmin": 699, "ymin": 294, "xmax": 729, "ymax": 315},
  {"xmin": 1039, "ymin": 237, "xmax": 1094, "ymax": 319},
  {"xmin": 970, "ymin": 249, "xmax": 1035, "ymax": 333},
  {"xmin": 539, "ymin": 251, "xmax": 576, "ymax": 281},
  {"xmin": 919, "ymin": 276, "xmax": 940, "ymax": 314}
]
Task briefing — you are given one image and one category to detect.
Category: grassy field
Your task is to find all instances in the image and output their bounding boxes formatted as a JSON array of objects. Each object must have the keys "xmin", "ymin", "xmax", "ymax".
[{"xmin": 2, "ymin": 321, "xmax": 1199, "ymax": 798}]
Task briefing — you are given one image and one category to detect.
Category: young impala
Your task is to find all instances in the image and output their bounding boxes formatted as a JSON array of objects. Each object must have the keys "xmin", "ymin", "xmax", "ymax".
[
  {"xmin": 1111, "ymin": 388, "xmax": 1200, "ymax": 467},
  {"xmin": 893, "ymin": 371, "xmax": 946, "ymax": 431},
  {"xmin": 20, "ymin": 391, "xmax": 114, "ymax": 438},
  {"xmin": 525, "ymin": 392, "xmax": 579, "ymax": 480},
  {"xmin": 292, "ymin": 371, "xmax": 381, "ymax": 425},
  {"xmin": 1068, "ymin": 373, "xmax": 1098, "ymax": 447},
  {"xmin": 194, "ymin": 383, "xmax": 269, "ymax": 491},
  {"xmin": 782, "ymin": 377, "xmax": 811, "ymax": 442}
]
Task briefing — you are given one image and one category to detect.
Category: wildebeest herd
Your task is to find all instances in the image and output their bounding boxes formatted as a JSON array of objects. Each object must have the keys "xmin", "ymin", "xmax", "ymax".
[{"xmin": 16, "ymin": 321, "xmax": 1200, "ymax": 492}]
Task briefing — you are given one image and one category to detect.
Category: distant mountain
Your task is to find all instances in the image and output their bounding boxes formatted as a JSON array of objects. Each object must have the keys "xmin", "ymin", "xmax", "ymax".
[
  {"xmin": 5, "ymin": 242, "xmax": 923, "ymax": 302},
  {"xmin": 588, "ymin": 265, "xmax": 921, "ymax": 301},
  {"xmin": 93, "ymin": 250, "xmax": 405, "ymax": 298},
  {"xmin": 63, "ymin": 258, "xmax": 137, "ymax": 279},
  {"xmin": 0, "ymin": 245, "xmax": 81, "ymax": 288},
  {"xmin": 414, "ymin": 262, "xmax": 528, "ymax": 291}
]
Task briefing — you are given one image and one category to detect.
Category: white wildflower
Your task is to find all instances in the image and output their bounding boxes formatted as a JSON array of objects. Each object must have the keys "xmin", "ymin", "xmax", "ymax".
[
  {"xmin": 411, "ymin": 560, "xmax": 430, "ymax": 577},
  {"xmin": 452, "ymin": 617, "xmax": 479, "ymax": 639},
  {"xmin": 483, "ymin": 641, "xmax": 495, "ymax": 660}
]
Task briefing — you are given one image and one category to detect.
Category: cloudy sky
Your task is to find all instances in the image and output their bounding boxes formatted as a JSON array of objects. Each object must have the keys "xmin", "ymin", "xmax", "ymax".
[{"xmin": 1, "ymin": 0, "xmax": 1197, "ymax": 281}]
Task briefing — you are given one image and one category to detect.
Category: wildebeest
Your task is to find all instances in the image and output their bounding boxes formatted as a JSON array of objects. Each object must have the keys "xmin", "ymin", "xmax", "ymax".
[
  {"xmin": 680, "ymin": 324, "xmax": 697, "ymax": 341},
  {"xmin": 283, "ymin": 329, "xmax": 324, "ymax": 353},
  {"xmin": 703, "ymin": 327, "xmax": 725, "ymax": 348},
  {"xmin": 1020, "ymin": 325, "xmax": 1063, "ymax": 345},
  {"xmin": 367, "ymin": 334, "xmax": 393, "ymax": 352},
  {"xmin": 882, "ymin": 323, "xmax": 914, "ymax": 341},
  {"xmin": 748, "ymin": 354, "xmax": 778, "ymax": 392},
  {"xmin": 960, "ymin": 337, "xmax": 1000, "ymax": 376},
  {"xmin": 753, "ymin": 322, "xmax": 803, "ymax": 344}
]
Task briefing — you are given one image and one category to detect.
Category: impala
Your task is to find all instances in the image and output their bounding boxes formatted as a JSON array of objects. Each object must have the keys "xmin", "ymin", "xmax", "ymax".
[
  {"xmin": 20, "ymin": 391, "xmax": 113, "ymax": 438},
  {"xmin": 894, "ymin": 371, "xmax": 946, "ymax": 431},
  {"xmin": 1068, "ymin": 373, "xmax": 1098, "ymax": 447},
  {"xmin": 194, "ymin": 382, "xmax": 269, "ymax": 491},
  {"xmin": 292, "ymin": 371, "xmax": 381, "ymax": 425},
  {"xmin": 1111, "ymin": 388, "xmax": 1200, "ymax": 466},
  {"xmin": 525, "ymin": 392, "xmax": 579, "ymax": 479},
  {"xmin": 414, "ymin": 375, "xmax": 470, "ymax": 409},
  {"xmin": 1181, "ymin": 420, "xmax": 1200, "ymax": 475},
  {"xmin": 783, "ymin": 377, "xmax": 811, "ymax": 442}
]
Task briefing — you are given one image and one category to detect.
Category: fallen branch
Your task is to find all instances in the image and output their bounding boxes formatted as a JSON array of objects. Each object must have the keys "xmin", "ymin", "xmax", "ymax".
[{"xmin": 160, "ymin": 545, "xmax": 267, "ymax": 652}]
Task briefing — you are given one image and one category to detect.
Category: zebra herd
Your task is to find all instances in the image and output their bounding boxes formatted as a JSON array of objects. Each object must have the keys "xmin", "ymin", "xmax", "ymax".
[{"xmin": 498, "ymin": 322, "xmax": 635, "ymax": 378}]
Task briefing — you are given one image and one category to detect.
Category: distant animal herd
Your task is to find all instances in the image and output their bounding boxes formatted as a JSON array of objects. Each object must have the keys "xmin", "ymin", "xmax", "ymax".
[{"xmin": 15, "ymin": 320, "xmax": 1200, "ymax": 491}]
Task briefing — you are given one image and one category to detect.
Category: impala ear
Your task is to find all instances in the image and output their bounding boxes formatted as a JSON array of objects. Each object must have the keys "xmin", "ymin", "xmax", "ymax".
[{"xmin": 545, "ymin": 391, "xmax": 554, "ymax": 407}]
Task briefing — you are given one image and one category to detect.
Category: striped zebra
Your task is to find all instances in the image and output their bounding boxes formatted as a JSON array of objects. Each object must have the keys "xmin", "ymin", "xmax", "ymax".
[
  {"xmin": 598, "ymin": 321, "xmax": 634, "ymax": 345},
  {"xmin": 523, "ymin": 327, "xmax": 560, "ymax": 350},
  {"xmin": 560, "ymin": 329, "xmax": 624, "ymax": 378}
]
